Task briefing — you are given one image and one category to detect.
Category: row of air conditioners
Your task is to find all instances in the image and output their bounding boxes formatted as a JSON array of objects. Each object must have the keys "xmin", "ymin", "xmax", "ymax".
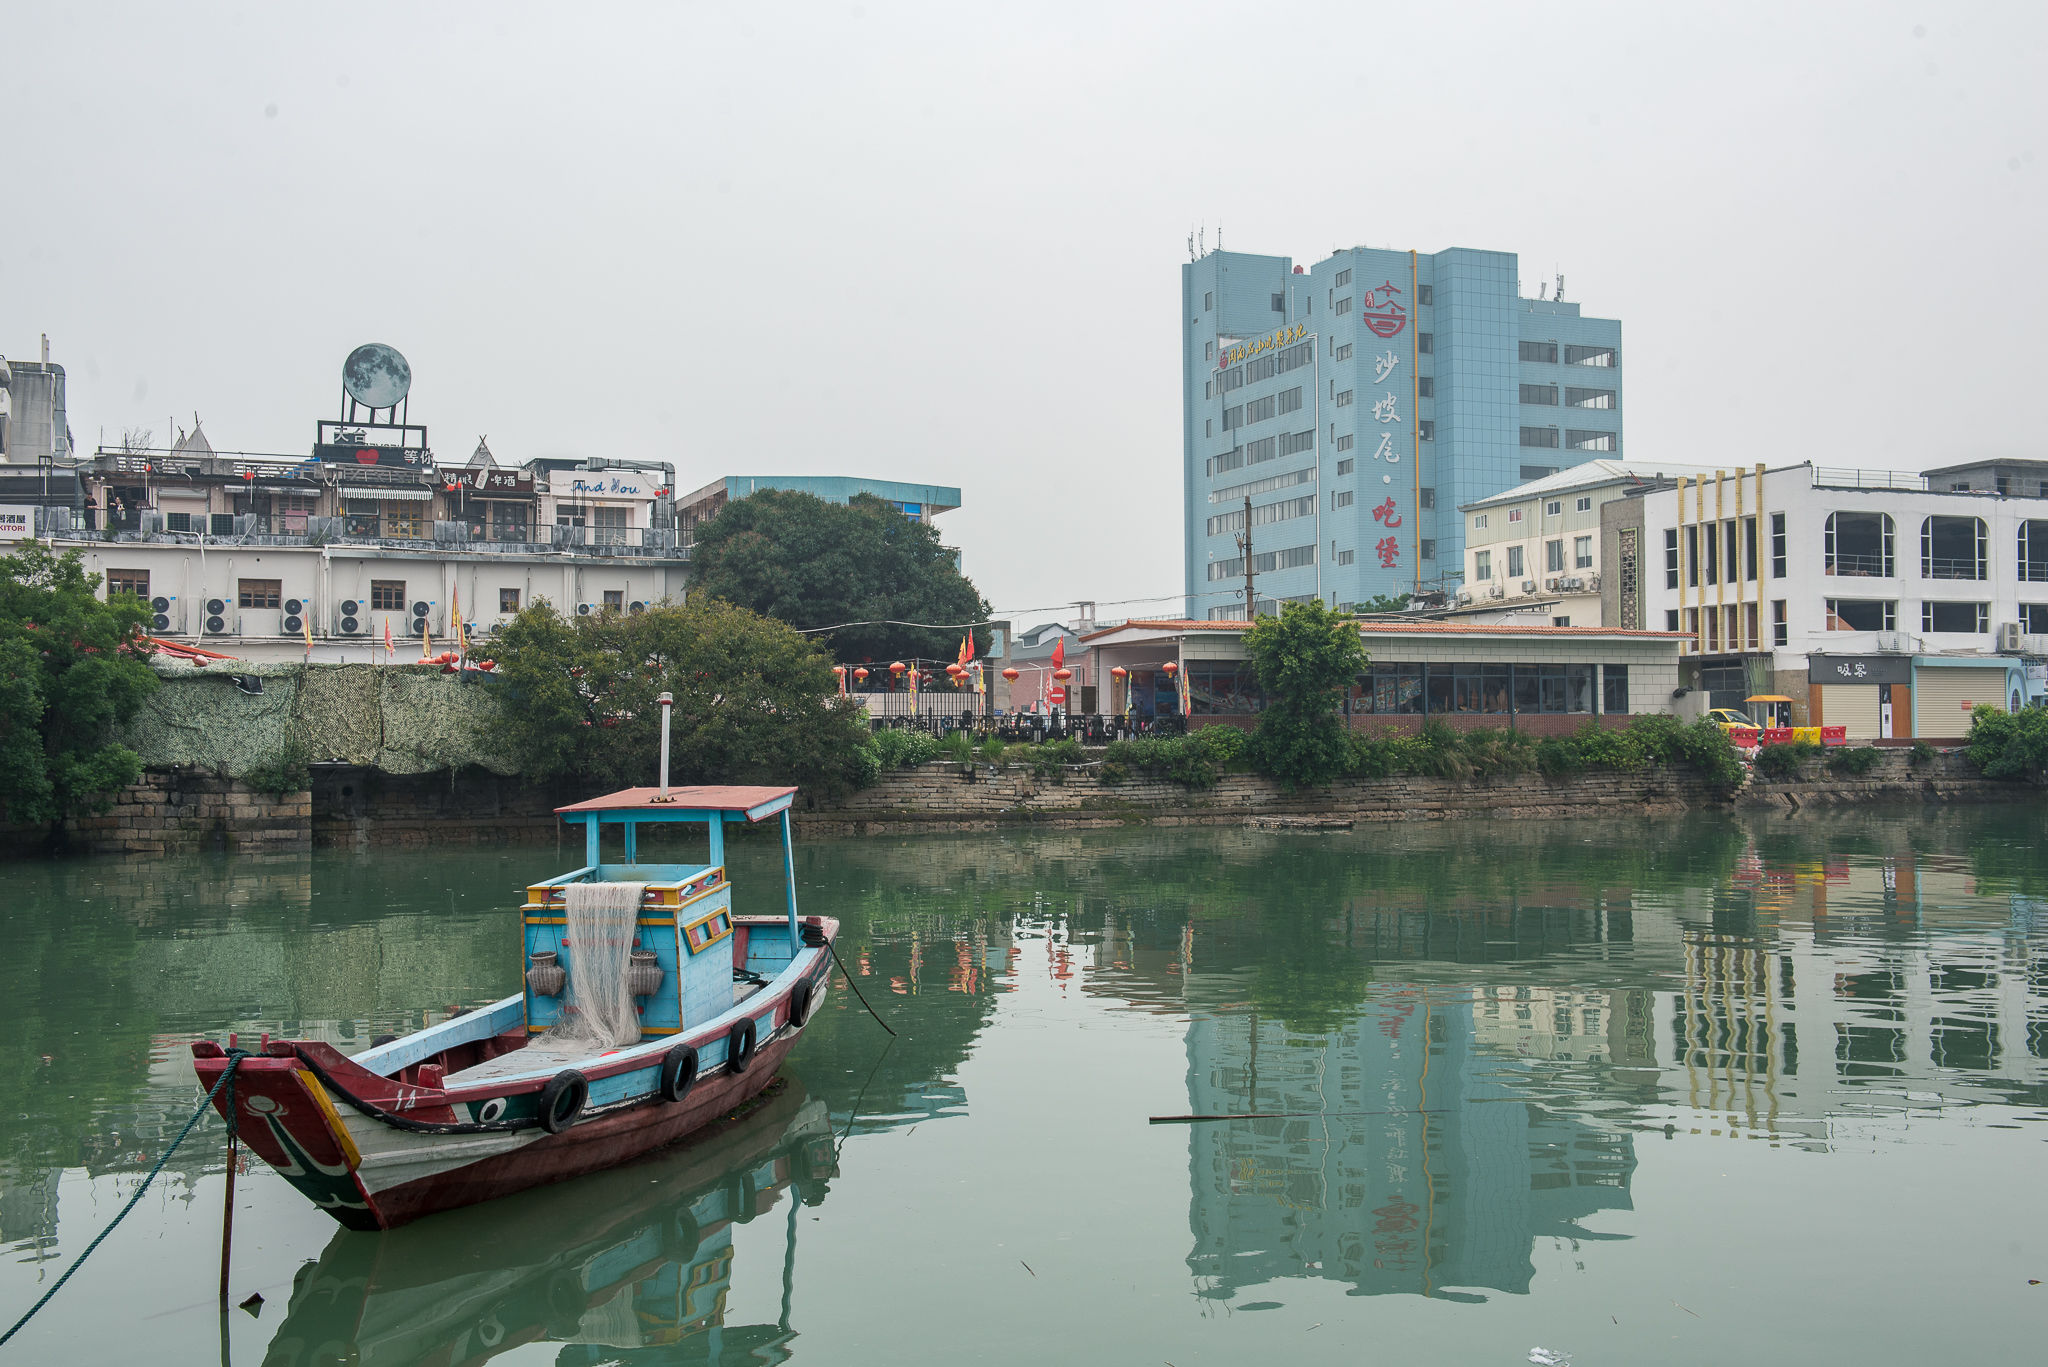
[
  {"xmin": 145, "ymin": 595, "xmax": 491, "ymax": 639},
  {"xmin": 1542, "ymin": 575, "xmax": 1600, "ymax": 593},
  {"xmin": 575, "ymin": 601, "xmax": 651, "ymax": 616}
]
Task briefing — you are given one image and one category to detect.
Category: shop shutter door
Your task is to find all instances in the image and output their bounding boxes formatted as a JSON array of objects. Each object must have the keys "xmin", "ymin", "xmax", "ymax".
[
  {"xmin": 1828, "ymin": 684, "xmax": 1881, "ymax": 740},
  {"xmin": 1914, "ymin": 668, "xmax": 2007, "ymax": 739}
]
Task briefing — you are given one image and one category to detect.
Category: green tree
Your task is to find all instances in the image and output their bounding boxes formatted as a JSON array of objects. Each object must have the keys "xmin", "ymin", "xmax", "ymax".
[
  {"xmin": 1351, "ymin": 593, "xmax": 1412, "ymax": 614},
  {"xmin": 686, "ymin": 490, "xmax": 990, "ymax": 664},
  {"xmin": 1243, "ymin": 599, "xmax": 1370, "ymax": 790},
  {"xmin": 487, "ymin": 597, "xmax": 874, "ymax": 799},
  {"xmin": 0, "ymin": 542, "xmax": 159, "ymax": 827},
  {"xmin": 1966, "ymin": 704, "xmax": 2048, "ymax": 782}
]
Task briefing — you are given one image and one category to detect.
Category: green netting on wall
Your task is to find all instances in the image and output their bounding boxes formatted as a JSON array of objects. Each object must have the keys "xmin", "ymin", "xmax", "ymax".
[{"xmin": 120, "ymin": 661, "xmax": 518, "ymax": 777}]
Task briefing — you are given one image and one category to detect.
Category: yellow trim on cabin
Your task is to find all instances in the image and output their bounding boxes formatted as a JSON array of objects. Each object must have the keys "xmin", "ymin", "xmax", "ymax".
[
  {"xmin": 293, "ymin": 1068, "xmax": 363, "ymax": 1172},
  {"xmin": 675, "ymin": 881, "xmax": 730, "ymax": 916}
]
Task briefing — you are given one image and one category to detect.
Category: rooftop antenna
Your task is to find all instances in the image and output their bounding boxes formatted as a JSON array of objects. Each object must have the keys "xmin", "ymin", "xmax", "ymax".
[
  {"xmin": 1188, "ymin": 229, "xmax": 1197, "ymax": 262},
  {"xmin": 1556, "ymin": 272, "xmax": 1565, "ymax": 300},
  {"xmin": 1539, "ymin": 281, "xmax": 1547, "ymax": 300},
  {"xmin": 1199, "ymin": 224, "xmax": 1205, "ymax": 256}
]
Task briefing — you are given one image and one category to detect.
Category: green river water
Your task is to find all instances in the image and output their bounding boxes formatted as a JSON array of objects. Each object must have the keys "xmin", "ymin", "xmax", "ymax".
[{"xmin": 0, "ymin": 808, "xmax": 2044, "ymax": 1364}]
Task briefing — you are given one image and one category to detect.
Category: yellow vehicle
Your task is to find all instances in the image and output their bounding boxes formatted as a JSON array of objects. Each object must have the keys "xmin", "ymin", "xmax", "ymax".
[{"xmin": 1704, "ymin": 708, "xmax": 1756, "ymax": 729}]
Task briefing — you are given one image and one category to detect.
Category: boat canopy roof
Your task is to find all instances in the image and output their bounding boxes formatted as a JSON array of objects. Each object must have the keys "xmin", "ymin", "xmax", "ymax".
[{"xmin": 555, "ymin": 785, "xmax": 798, "ymax": 824}]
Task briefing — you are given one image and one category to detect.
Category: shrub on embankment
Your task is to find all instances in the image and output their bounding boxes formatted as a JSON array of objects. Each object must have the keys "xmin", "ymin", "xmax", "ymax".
[
  {"xmin": 1965, "ymin": 705, "xmax": 2048, "ymax": 783},
  {"xmin": 1096, "ymin": 714, "xmax": 1742, "ymax": 791}
]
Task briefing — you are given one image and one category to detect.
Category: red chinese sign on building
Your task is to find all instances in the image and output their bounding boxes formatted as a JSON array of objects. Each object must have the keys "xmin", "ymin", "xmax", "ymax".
[
  {"xmin": 1376, "ymin": 535, "xmax": 1402, "ymax": 568},
  {"xmin": 1360, "ymin": 282, "xmax": 1408, "ymax": 339}
]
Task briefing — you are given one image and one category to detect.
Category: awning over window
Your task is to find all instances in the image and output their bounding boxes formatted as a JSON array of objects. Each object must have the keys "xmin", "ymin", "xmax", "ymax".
[{"xmin": 342, "ymin": 487, "xmax": 433, "ymax": 502}]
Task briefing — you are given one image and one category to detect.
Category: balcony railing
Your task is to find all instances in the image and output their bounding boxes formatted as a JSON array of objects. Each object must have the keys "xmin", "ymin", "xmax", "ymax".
[
  {"xmin": 1824, "ymin": 553, "xmax": 1893, "ymax": 577},
  {"xmin": 1811, "ymin": 466, "xmax": 1928, "ymax": 492},
  {"xmin": 1921, "ymin": 558, "xmax": 1987, "ymax": 580},
  {"xmin": 45, "ymin": 519, "xmax": 686, "ymax": 559}
]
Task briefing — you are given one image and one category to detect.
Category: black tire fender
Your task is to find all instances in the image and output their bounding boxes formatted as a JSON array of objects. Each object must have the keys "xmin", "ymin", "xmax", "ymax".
[
  {"xmin": 727, "ymin": 1018, "xmax": 757, "ymax": 1075},
  {"xmin": 538, "ymin": 1070, "xmax": 588, "ymax": 1135},
  {"xmin": 658, "ymin": 1043, "xmax": 699, "ymax": 1104},
  {"xmin": 789, "ymin": 978, "xmax": 815, "ymax": 1028},
  {"xmin": 666, "ymin": 1207, "xmax": 701, "ymax": 1259},
  {"xmin": 727, "ymin": 1168, "xmax": 760, "ymax": 1224}
]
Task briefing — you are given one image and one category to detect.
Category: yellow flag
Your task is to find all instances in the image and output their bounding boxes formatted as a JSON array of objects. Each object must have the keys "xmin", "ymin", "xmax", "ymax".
[{"xmin": 422, "ymin": 622, "xmax": 432, "ymax": 660}]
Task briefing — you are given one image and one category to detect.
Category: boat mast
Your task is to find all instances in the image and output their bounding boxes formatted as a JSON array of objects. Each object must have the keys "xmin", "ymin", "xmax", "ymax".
[{"xmin": 781, "ymin": 810, "xmax": 799, "ymax": 944}]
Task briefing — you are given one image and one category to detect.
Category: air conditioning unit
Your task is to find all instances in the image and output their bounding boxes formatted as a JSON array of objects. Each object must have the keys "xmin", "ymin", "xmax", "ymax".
[
  {"xmin": 150, "ymin": 595, "xmax": 177, "ymax": 633},
  {"xmin": 1565, "ymin": 576, "xmax": 1585, "ymax": 591},
  {"xmin": 1454, "ymin": 590, "xmax": 1473, "ymax": 605},
  {"xmin": 1999, "ymin": 622, "xmax": 2022, "ymax": 652},
  {"xmin": 283, "ymin": 597, "xmax": 305, "ymax": 616},
  {"xmin": 409, "ymin": 618, "xmax": 429, "ymax": 637},
  {"xmin": 1521, "ymin": 580, "xmax": 1537, "ymax": 594},
  {"xmin": 628, "ymin": 600, "xmax": 648, "ymax": 615},
  {"xmin": 577, "ymin": 602, "xmax": 596, "ymax": 616},
  {"xmin": 205, "ymin": 610, "xmax": 233, "ymax": 635},
  {"xmin": 1488, "ymin": 585, "xmax": 1506, "ymax": 599},
  {"xmin": 337, "ymin": 599, "xmax": 364, "ymax": 634},
  {"xmin": 1545, "ymin": 577, "xmax": 1561, "ymax": 592},
  {"xmin": 281, "ymin": 612, "xmax": 305, "ymax": 636},
  {"xmin": 1588, "ymin": 573, "xmax": 1601, "ymax": 591},
  {"xmin": 411, "ymin": 600, "xmax": 431, "ymax": 620}
]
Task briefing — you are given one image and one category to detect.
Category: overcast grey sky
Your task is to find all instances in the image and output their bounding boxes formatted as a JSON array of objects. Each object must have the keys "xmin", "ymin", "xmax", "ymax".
[{"xmin": 8, "ymin": 2, "xmax": 2043, "ymax": 623}]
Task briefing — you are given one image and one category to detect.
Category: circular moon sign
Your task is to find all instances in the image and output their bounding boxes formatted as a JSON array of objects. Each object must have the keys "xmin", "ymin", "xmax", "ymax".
[{"xmin": 342, "ymin": 343, "xmax": 412, "ymax": 409}]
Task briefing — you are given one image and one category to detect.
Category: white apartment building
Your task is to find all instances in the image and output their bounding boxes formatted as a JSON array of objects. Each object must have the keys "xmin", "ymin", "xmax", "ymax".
[
  {"xmin": 1460, "ymin": 460, "xmax": 1706, "ymax": 627},
  {"xmin": 1600, "ymin": 461, "xmax": 2044, "ymax": 739}
]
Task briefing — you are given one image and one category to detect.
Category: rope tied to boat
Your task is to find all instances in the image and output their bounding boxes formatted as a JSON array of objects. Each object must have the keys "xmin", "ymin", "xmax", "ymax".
[
  {"xmin": 0, "ymin": 1049, "xmax": 250, "ymax": 1348},
  {"xmin": 825, "ymin": 939, "xmax": 896, "ymax": 1037}
]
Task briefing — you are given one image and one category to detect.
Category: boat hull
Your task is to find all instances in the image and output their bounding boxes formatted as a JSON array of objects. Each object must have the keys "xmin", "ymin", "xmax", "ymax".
[{"xmin": 194, "ymin": 915, "xmax": 835, "ymax": 1230}]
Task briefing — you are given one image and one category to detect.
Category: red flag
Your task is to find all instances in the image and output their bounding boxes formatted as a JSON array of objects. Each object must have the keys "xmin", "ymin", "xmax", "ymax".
[
  {"xmin": 1050, "ymin": 636, "xmax": 1065, "ymax": 670},
  {"xmin": 958, "ymin": 632, "xmax": 974, "ymax": 667}
]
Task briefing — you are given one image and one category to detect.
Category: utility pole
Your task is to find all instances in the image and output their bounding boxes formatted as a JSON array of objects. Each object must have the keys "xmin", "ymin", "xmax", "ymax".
[{"xmin": 1236, "ymin": 494, "xmax": 1255, "ymax": 619}]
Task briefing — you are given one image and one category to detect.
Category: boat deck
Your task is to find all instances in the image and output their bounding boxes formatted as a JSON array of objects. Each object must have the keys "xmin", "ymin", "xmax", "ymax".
[{"xmin": 439, "ymin": 980, "xmax": 769, "ymax": 1087}]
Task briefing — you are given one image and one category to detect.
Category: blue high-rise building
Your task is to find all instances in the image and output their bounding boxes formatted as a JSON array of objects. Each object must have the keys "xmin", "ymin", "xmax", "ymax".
[{"xmin": 1181, "ymin": 247, "xmax": 1622, "ymax": 616}]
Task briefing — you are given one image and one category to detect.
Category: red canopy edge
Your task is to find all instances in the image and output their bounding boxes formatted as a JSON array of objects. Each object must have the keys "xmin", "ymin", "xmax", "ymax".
[{"xmin": 554, "ymin": 785, "xmax": 798, "ymax": 822}]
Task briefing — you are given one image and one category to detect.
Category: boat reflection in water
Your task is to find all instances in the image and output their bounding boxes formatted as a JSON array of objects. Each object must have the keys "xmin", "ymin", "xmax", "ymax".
[{"xmin": 261, "ymin": 1080, "xmax": 836, "ymax": 1367}]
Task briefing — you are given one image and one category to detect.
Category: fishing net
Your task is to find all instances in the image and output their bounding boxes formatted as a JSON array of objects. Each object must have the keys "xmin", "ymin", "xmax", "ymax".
[{"xmin": 545, "ymin": 881, "xmax": 647, "ymax": 1051}]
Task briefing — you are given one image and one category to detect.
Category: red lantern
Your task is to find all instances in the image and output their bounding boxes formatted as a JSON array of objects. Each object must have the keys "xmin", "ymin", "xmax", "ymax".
[
  {"xmin": 854, "ymin": 667, "xmax": 869, "ymax": 684},
  {"xmin": 1162, "ymin": 660, "xmax": 1179, "ymax": 676},
  {"xmin": 890, "ymin": 661, "xmax": 906, "ymax": 675},
  {"xmin": 1110, "ymin": 666, "xmax": 1128, "ymax": 680},
  {"xmin": 946, "ymin": 662, "xmax": 965, "ymax": 677},
  {"xmin": 1001, "ymin": 667, "xmax": 1019, "ymax": 682},
  {"xmin": 833, "ymin": 665, "xmax": 846, "ymax": 677},
  {"xmin": 1053, "ymin": 667, "xmax": 1072, "ymax": 683}
]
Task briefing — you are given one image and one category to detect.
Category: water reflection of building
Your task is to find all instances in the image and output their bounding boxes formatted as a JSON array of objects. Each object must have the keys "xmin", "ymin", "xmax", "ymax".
[
  {"xmin": 1183, "ymin": 976, "xmax": 1644, "ymax": 1302},
  {"xmin": 1674, "ymin": 926, "xmax": 2048, "ymax": 1141}
]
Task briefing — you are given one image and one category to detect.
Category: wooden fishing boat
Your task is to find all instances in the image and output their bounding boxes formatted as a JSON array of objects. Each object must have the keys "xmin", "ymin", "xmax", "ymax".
[
  {"xmin": 257, "ymin": 1079, "xmax": 836, "ymax": 1367},
  {"xmin": 192, "ymin": 773, "xmax": 836, "ymax": 1231}
]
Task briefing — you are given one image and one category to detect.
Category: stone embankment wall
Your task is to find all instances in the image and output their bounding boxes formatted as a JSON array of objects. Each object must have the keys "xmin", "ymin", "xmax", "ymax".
[
  {"xmin": 799, "ymin": 749, "xmax": 2019, "ymax": 834},
  {"xmin": 1734, "ymin": 749, "xmax": 2003, "ymax": 809},
  {"xmin": 47, "ymin": 773, "xmax": 311, "ymax": 856},
  {"xmin": 799, "ymin": 763, "xmax": 1716, "ymax": 834},
  {"xmin": 4, "ymin": 747, "xmax": 2028, "ymax": 857}
]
